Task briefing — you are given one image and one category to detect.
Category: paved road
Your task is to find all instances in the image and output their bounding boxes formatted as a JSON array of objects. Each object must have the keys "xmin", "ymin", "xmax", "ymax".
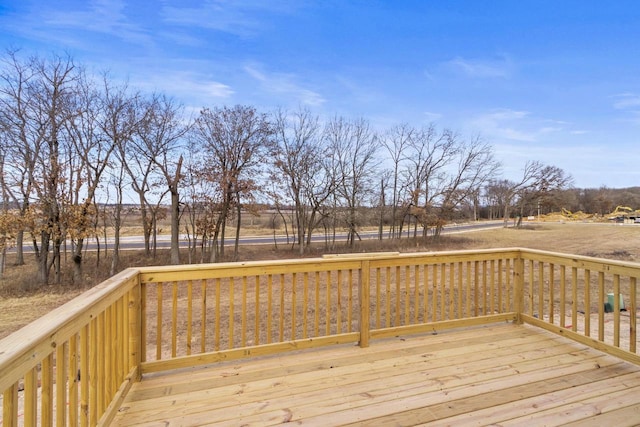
[{"xmin": 10, "ymin": 221, "xmax": 505, "ymax": 253}]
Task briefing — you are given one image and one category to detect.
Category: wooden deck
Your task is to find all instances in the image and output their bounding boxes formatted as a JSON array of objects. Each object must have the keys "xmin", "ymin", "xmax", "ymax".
[{"xmin": 111, "ymin": 323, "xmax": 640, "ymax": 426}]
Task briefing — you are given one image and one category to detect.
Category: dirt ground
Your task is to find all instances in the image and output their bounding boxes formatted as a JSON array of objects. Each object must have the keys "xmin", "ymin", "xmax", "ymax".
[{"xmin": 1, "ymin": 221, "xmax": 640, "ymax": 340}]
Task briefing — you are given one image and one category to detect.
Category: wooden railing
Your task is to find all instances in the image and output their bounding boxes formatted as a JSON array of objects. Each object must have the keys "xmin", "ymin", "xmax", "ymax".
[
  {"xmin": 0, "ymin": 269, "xmax": 141, "ymax": 427},
  {"xmin": 1, "ymin": 248, "xmax": 639, "ymax": 426},
  {"xmin": 519, "ymin": 249, "xmax": 640, "ymax": 364}
]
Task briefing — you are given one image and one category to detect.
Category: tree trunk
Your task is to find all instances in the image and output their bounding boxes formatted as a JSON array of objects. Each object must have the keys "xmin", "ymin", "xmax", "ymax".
[
  {"xmin": 15, "ymin": 230, "xmax": 25, "ymax": 266},
  {"xmin": 170, "ymin": 188, "xmax": 180, "ymax": 265},
  {"xmin": 110, "ymin": 192, "xmax": 123, "ymax": 276},
  {"xmin": 73, "ymin": 238, "xmax": 84, "ymax": 284},
  {"xmin": 0, "ymin": 247, "xmax": 5, "ymax": 279},
  {"xmin": 37, "ymin": 231, "xmax": 50, "ymax": 287},
  {"xmin": 234, "ymin": 198, "xmax": 241, "ymax": 260}
]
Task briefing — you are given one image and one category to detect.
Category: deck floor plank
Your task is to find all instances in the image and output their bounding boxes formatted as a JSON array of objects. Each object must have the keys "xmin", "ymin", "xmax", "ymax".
[{"xmin": 111, "ymin": 323, "xmax": 640, "ymax": 426}]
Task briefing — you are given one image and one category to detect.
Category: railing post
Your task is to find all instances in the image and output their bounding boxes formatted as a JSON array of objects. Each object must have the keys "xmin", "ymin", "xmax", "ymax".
[
  {"xmin": 359, "ymin": 260, "xmax": 371, "ymax": 348},
  {"xmin": 514, "ymin": 253, "xmax": 525, "ymax": 324}
]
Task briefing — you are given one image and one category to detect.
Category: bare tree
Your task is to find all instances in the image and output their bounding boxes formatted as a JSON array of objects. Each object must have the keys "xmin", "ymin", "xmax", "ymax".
[
  {"xmin": 0, "ymin": 50, "xmax": 42, "ymax": 266},
  {"xmin": 516, "ymin": 165, "xmax": 574, "ymax": 225},
  {"xmin": 25, "ymin": 53, "xmax": 81, "ymax": 286},
  {"xmin": 96, "ymin": 77, "xmax": 140, "ymax": 274},
  {"xmin": 133, "ymin": 94, "xmax": 188, "ymax": 264},
  {"xmin": 325, "ymin": 116, "xmax": 379, "ymax": 247},
  {"xmin": 64, "ymin": 73, "xmax": 128, "ymax": 282},
  {"xmin": 402, "ymin": 125, "xmax": 456, "ymax": 237},
  {"xmin": 432, "ymin": 135, "xmax": 499, "ymax": 236},
  {"xmin": 381, "ymin": 124, "xmax": 413, "ymax": 238},
  {"xmin": 191, "ymin": 105, "xmax": 273, "ymax": 261},
  {"xmin": 270, "ymin": 107, "xmax": 328, "ymax": 255},
  {"xmin": 496, "ymin": 161, "xmax": 573, "ymax": 227}
]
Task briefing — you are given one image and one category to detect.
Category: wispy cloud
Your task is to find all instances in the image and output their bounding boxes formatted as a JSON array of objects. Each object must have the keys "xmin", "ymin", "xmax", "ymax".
[
  {"xmin": 445, "ymin": 55, "xmax": 513, "ymax": 79},
  {"xmin": 39, "ymin": 0, "xmax": 153, "ymax": 47},
  {"xmin": 470, "ymin": 109, "xmax": 563, "ymax": 142},
  {"xmin": 161, "ymin": 1, "xmax": 299, "ymax": 37},
  {"xmin": 244, "ymin": 64, "xmax": 325, "ymax": 106},
  {"xmin": 423, "ymin": 111, "xmax": 442, "ymax": 122},
  {"xmin": 611, "ymin": 93, "xmax": 640, "ymax": 125},
  {"xmin": 612, "ymin": 93, "xmax": 640, "ymax": 110},
  {"xmin": 132, "ymin": 70, "xmax": 234, "ymax": 106}
]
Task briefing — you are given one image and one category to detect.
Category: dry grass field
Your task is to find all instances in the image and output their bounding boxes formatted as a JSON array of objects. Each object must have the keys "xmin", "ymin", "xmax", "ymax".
[{"xmin": 1, "ymin": 221, "xmax": 639, "ymax": 340}]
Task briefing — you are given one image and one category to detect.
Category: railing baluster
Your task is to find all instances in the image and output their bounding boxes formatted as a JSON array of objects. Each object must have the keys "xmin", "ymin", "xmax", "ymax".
[
  {"xmin": 414, "ymin": 265, "xmax": 420, "ymax": 323},
  {"xmin": 156, "ymin": 283, "xmax": 163, "ymax": 360},
  {"xmin": 241, "ymin": 276, "xmax": 247, "ymax": 347},
  {"xmin": 302, "ymin": 272, "xmax": 309, "ymax": 339},
  {"xmin": 140, "ymin": 282, "xmax": 147, "ymax": 363},
  {"xmin": 614, "ymin": 274, "xmax": 621, "ymax": 347},
  {"xmin": 489, "ymin": 260, "xmax": 495, "ymax": 315},
  {"xmin": 505, "ymin": 259, "xmax": 511, "ymax": 313},
  {"xmin": 201, "ymin": 279, "xmax": 207, "ymax": 354},
  {"xmin": 572, "ymin": 267, "xmax": 578, "ymax": 332},
  {"xmin": 495, "ymin": 259, "xmax": 502, "ymax": 314},
  {"xmin": 385, "ymin": 267, "xmax": 391, "ymax": 328},
  {"xmin": 292, "ymin": 272, "xmax": 298, "ymax": 339},
  {"xmin": 120, "ymin": 294, "xmax": 127, "ymax": 381},
  {"xmin": 466, "ymin": 261, "xmax": 472, "ymax": 316},
  {"xmin": 24, "ymin": 367, "xmax": 38, "ymax": 426},
  {"xmin": 69, "ymin": 333, "xmax": 78, "ymax": 426},
  {"xmin": 215, "ymin": 278, "xmax": 221, "ymax": 351},
  {"xmin": 229, "ymin": 278, "xmax": 235, "ymax": 349},
  {"xmin": 440, "ymin": 264, "xmax": 446, "ymax": 319},
  {"xmin": 458, "ymin": 262, "xmax": 464, "ymax": 318},
  {"xmin": 56, "ymin": 341, "xmax": 67, "ymax": 427},
  {"xmin": 42, "ymin": 353, "xmax": 53, "ymax": 426},
  {"xmin": 97, "ymin": 312, "xmax": 105, "ymax": 416},
  {"xmin": 348, "ymin": 269, "xmax": 354, "ymax": 333},
  {"xmin": 255, "ymin": 275, "xmax": 261, "ymax": 345},
  {"xmin": 584, "ymin": 270, "xmax": 591, "ymax": 337},
  {"xmin": 598, "ymin": 271, "xmax": 605, "ymax": 342},
  {"xmin": 528, "ymin": 259, "xmax": 534, "ymax": 317},
  {"xmin": 449, "ymin": 263, "xmax": 455, "ymax": 319},
  {"xmin": 267, "ymin": 275, "xmax": 274, "ymax": 343},
  {"xmin": 104, "ymin": 305, "xmax": 112, "ymax": 405},
  {"xmin": 280, "ymin": 274, "xmax": 286, "ymax": 341},
  {"xmin": 3, "ymin": 382, "xmax": 19, "ymax": 427},
  {"xmin": 394, "ymin": 266, "xmax": 401, "ymax": 326},
  {"xmin": 376, "ymin": 267, "xmax": 382, "ymax": 329},
  {"xmin": 314, "ymin": 272, "xmax": 320, "ymax": 337},
  {"xmin": 359, "ymin": 260, "xmax": 371, "ymax": 347},
  {"xmin": 105, "ymin": 301, "xmax": 120, "ymax": 396},
  {"xmin": 404, "ymin": 266, "xmax": 410, "ymax": 325},
  {"xmin": 482, "ymin": 260, "xmax": 488, "ymax": 315},
  {"xmin": 422, "ymin": 264, "xmax": 429, "ymax": 322},
  {"xmin": 171, "ymin": 282, "xmax": 178, "ymax": 357},
  {"xmin": 538, "ymin": 262, "xmax": 544, "ymax": 320},
  {"xmin": 631, "ymin": 277, "xmax": 637, "ymax": 353},
  {"xmin": 187, "ymin": 280, "xmax": 193, "ymax": 355},
  {"xmin": 89, "ymin": 317, "xmax": 98, "ymax": 425},
  {"xmin": 549, "ymin": 264, "xmax": 555, "ymax": 325},
  {"xmin": 80, "ymin": 323, "xmax": 89, "ymax": 427},
  {"xmin": 560, "ymin": 266, "xmax": 566, "ymax": 328},
  {"xmin": 473, "ymin": 261, "xmax": 479, "ymax": 317}
]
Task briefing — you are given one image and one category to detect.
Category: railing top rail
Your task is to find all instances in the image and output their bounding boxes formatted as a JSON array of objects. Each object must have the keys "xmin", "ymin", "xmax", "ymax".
[
  {"xmin": 137, "ymin": 248, "xmax": 526, "ymax": 283},
  {"xmin": 519, "ymin": 247, "xmax": 640, "ymax": 276},
  {"xmin": 0, "ymin": 268, "xmax": 139, "ymax": 392}
]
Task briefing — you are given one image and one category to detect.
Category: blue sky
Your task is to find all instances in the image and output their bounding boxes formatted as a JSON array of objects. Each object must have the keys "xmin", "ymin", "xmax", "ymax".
[{"xmin": 1, "ymin": 0, "xmax": 639, "ymax": 189}]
